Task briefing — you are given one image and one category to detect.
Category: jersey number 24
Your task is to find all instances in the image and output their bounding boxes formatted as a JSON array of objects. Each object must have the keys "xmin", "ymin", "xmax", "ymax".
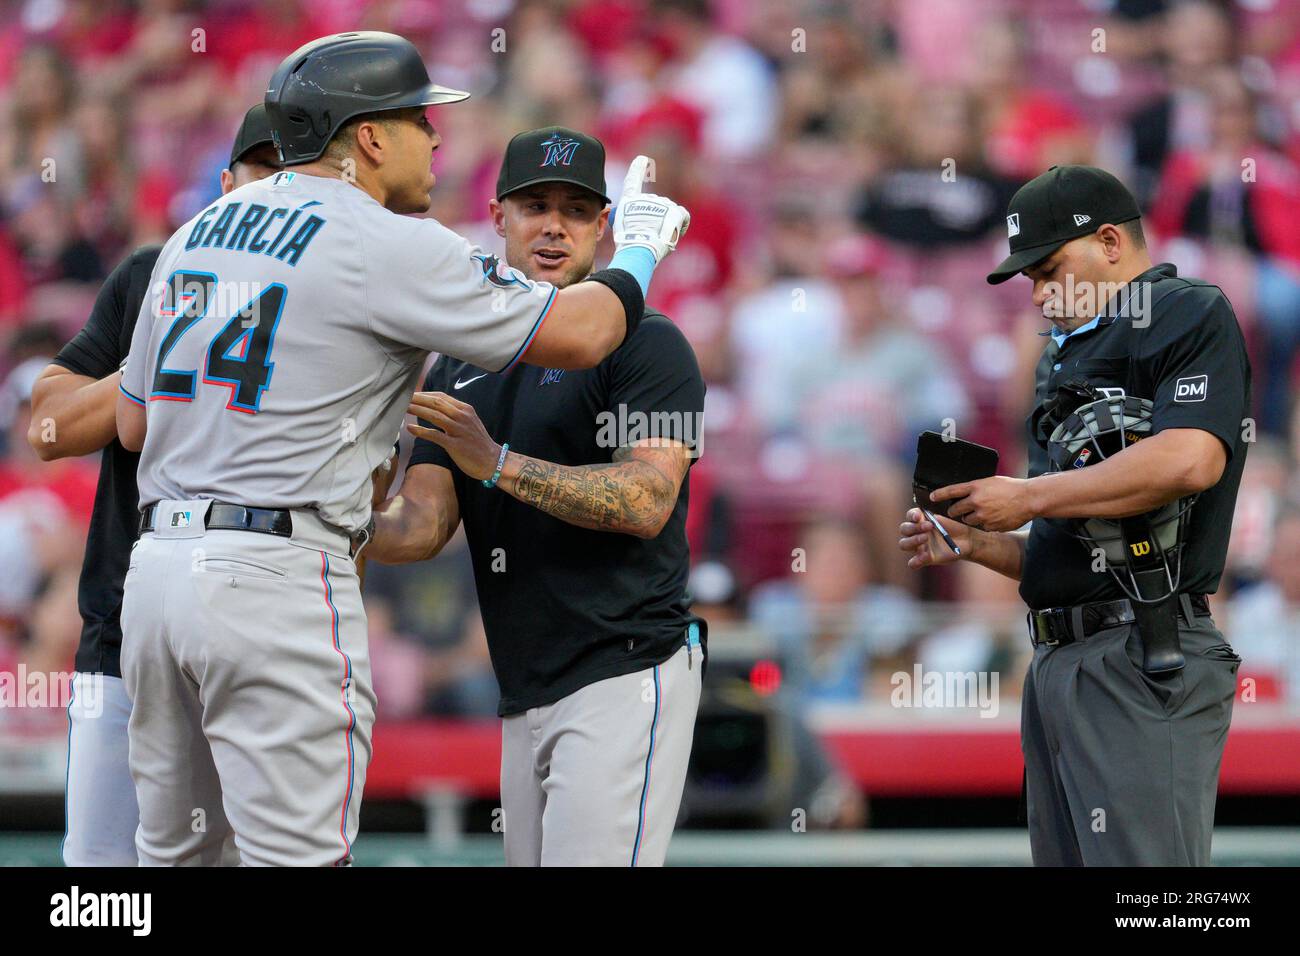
[{"xmin": 151, "ymin": 269, "xmax": 283, "ymax": 414}]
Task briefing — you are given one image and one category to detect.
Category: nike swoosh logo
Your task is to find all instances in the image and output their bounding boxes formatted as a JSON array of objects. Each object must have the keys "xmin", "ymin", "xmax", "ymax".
[{"xmin": 454, "ymin": 373, "xmax": 487, "ymax": 389}]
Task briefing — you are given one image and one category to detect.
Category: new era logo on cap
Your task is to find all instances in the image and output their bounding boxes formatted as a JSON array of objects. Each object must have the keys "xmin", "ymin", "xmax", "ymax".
[
  {"xmin": 1007, "ymin": 213, "xmax": 1020, "ymax": 238},
  {"xmin": 1074, "ymin": 214, "xmax": 1091, "ymax": 226}
]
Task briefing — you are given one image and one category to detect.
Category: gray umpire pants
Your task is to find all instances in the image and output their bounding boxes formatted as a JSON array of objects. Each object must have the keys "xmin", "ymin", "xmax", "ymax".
[
  {"xmin": 1022, "ymin": 614, "xmax": 1240, "ymax": 866},
  {"xmin": 500, "ymin": 638, "xmax": 702, "ymax": 867}
]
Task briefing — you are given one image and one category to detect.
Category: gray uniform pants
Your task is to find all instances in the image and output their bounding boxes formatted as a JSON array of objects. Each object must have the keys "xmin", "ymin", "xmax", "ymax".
[
  {"xmin": 121, "ymin": 499, "xmax": 376, "ymax": 867},
  {"xmin": 1022, "ymin": 614, "xmax": 1240, "ymax": 866},
  {"xmin": 500, "ymin": 640, "xmax": 702, "ymax": 866}
]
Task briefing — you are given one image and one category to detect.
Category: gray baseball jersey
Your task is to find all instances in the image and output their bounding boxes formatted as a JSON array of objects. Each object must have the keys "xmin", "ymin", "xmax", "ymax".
[{"xmin": 121, "ymin": 170, "xmax": 557, "ymax": 531}]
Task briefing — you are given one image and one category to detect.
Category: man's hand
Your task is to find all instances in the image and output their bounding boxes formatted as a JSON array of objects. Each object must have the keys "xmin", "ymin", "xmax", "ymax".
[
  {"xmin": 405, "ymin": 392, "xmax": 501, "ymax": 482},
  {"xmin": 931, "ymin": 475, "xmax": 1035, "ymax": 533},
  {"xmin": 613, "ymin": 155, "xmax": 690, "ymax": 264},
  {"xmin": 899, "ymin": 508, "xmax": 972, "ymax": 569}
]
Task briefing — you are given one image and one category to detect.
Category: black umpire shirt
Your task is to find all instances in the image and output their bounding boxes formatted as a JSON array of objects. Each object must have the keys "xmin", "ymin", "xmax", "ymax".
[
  {"xmin": 1021, "ymin": 262, "xmax": 1251, "ymax": 610},
  {"xmin": 409, "ymin": 311, "xmax": 706, "ymax": 716},
  {"xmin": 51, "ymin": 245, "xmax": 160, "ymax": 678}
]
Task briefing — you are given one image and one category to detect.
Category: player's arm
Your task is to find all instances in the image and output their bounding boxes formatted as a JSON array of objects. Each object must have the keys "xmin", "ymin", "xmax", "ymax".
[
  {"xmin": 516, "ymin": 281, "xmax": 631, "ymax": 370},
  {"xmin": 368, "ymin": 463, "xmax": 461, "ymax": 564},
  {"xmin": 31, "ymin": 247, "xmax": 154, "ymax": 459},
  {"xmin": 500, "ymin": 442, "xmax": 691, "ymax": 539},
  {"xmin": 405, "ymin": 391, "xmax": 690, "ymax": 539},
  {"xmin": 27, "ymin": 366, "xmax": 123, "ymax": 460},
  {"xmin": 371, "ymin": 156, "xmax": 688, "ymax": 374},
  {"xmin": 115, "ymin": 389, "xmax": 147, "ymax": 453}
]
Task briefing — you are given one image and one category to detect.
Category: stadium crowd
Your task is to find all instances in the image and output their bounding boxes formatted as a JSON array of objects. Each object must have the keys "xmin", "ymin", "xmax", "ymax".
[{"xmin": 1, "ymin": 0, "xmax": 1299, "ymax": 725}]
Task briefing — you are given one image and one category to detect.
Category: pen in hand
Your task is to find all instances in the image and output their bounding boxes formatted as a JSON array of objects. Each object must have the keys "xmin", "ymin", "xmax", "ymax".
[{"xmin": 922, "ymin": 508, "xmax": 961, "ymax": 557}]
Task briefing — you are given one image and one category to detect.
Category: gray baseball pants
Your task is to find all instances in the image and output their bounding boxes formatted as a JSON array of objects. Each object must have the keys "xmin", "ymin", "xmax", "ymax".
[
  {"xmin": 500, "ymin": 638, "xmax": 702, "ymax": 866},
  {"xmin": 121, "ymin": 499, "xmax": 376, "ymax": 867}
]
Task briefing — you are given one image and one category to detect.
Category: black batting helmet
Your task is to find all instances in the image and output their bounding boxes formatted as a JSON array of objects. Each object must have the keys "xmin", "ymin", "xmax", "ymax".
[{"xmin": 265, "ymin": 32, "xmax": 469, "ymax": 166}]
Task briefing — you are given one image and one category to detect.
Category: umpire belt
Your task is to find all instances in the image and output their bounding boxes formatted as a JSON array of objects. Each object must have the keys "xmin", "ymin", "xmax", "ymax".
[
  {"xmin": 1027, "ymin": 593, "xmax": 1210, "ymax": 648},
  {"xmin": 139, "ymin": 502, "xmax": 371, "ymax": 558}
]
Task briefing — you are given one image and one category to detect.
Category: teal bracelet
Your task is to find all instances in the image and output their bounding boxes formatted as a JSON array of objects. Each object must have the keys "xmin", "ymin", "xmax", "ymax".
[{"xmin": 483, "ymin": 443, "xmax": 509, "ymax": 488}]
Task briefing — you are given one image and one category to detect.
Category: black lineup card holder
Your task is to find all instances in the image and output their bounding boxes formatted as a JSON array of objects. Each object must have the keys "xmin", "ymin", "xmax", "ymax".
[{"xmin": 911, "ymin": 431, "xmax": 1000, "ymax": 520}]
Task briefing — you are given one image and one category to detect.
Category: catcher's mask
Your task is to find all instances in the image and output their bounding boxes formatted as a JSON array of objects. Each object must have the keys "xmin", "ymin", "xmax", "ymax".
[{"xmin": 1047, "ymin": 390, "xmax": 1197, "ymax": 604}]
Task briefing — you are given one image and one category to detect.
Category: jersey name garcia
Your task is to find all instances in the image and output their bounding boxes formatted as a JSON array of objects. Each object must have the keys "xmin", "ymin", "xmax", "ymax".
[{"xmin": 121, "ymin": 171, "xmax": 556, "ymax": 531}]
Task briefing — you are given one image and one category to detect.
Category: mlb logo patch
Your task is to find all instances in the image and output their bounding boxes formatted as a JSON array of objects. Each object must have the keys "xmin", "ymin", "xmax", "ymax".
[
  {"xmin": 1072, "ymin": 448, "xmax": 1092, "ymax": 468},
  {"xmin": 1006, "ymin": 213, "xmax": 1020, "ymax": 238},
  {"xmin": 1174, "ymin": 374, "xmax": 1208, "ymax": 402},
  {"xmin": 171, "ymin": 511, "xmax": 192, "ymax": 528}
]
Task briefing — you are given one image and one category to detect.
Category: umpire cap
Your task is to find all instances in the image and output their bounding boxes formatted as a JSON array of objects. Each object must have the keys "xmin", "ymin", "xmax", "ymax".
[
  {"xmin": 986, "ymin": 165, "xmax": 1141, "ymax": 284},
  {"xmin": 265, "ymin": 32, "xmax": 470, "ymax": 166}
]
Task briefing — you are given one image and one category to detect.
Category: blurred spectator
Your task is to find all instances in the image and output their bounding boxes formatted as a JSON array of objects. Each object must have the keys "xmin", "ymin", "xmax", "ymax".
[
  {"xmin": 1123, "ymin": 0, "xmax": 1236, "ymax": 207},
  {"xmin": 657, "ymin": 0, "xmax": 778, "ymax": 161},
  {"xmin": 362, "ymin": 532, "xmax": 497, "ymax": 717},
  {"xmin": 793, "ymin": 235, "xmax": 968, "ymax": 463},
  {"xmin": 750, "ymin": 517, "xmax": 919, "ymax": 705},
  {"xmin": 854, "ymin": 86, "xmax": 1019, "ymax": 250},
  {"xmin": 729, "ymin": 199, "xmax": 843, "ymax": 434},
  {"xmin": 1149, "ymin": 67, "xmax": 1300, "ymax": 435},
  {"xmin": 1227, "ymin": 506, "xmax": 1300, "ymax": 704},
  {"xmin": 908, "ymin": 561, "xmax": 1027, "ymax": 702},
  {"xmin": 0, "ymin": 356, "xmax": 94, "ymax": 648},
  {"xmin": 612, "ymin": 96, "xmax": 737, "ymax": 324}
]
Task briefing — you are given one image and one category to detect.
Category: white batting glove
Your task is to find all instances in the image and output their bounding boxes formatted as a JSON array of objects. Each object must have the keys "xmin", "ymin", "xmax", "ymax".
[{"xmin": 613, "ymin": 155, "xmax": 691, "ymax": 265}]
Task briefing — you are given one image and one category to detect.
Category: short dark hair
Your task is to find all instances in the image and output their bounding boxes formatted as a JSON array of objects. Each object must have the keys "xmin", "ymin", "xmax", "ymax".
[
  {"xmin": 323, "ymin": 107, "xmax": 424, "ymax": 162},
  {"xmin": 1121, "ymin": 218, "xmax": 1146, "ymax": 249}
]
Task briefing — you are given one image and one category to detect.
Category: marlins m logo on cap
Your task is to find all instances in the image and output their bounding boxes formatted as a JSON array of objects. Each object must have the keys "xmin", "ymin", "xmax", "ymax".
[{"xmin": 540, "ymin": 134, "xmax": 580, "ymax": 168}]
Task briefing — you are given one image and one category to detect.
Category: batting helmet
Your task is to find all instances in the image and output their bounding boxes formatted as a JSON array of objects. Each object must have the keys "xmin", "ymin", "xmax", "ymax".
[{"xmin": 265, "ymin": 32, "xmax": 469, "ymax": 166}]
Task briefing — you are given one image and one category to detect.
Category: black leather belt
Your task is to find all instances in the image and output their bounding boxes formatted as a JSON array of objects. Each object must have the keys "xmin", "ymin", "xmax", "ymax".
[
  {"xmin": 140, "ymin": 502, "xmax": 293, "ymax": 537},
  {"xmin": 1028, "ymin": 593, "xmax": 1210, "ymax": 648}
]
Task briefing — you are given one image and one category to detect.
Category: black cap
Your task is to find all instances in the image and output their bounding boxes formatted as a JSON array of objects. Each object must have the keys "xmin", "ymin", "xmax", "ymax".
[
  {"xmin": 229, "ymin": 104, "xmax": 277, "ymax": 166},
  {"xmin": 986, "ymin": 165, "xmax": 1141, "ymax": 284},
  {"xmin": 496, "ymin": 127, "xmax": 610, "ymax": 205}
]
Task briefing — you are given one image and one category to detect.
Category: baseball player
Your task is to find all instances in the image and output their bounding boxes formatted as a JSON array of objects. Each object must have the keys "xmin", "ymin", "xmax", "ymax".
[
  {"xmin": 28, "ymin": 104, "xmax": 282, "ymax": 866},
  {"xmin": 368, "ymin": 127, "xmax": 705, "ymax": 866},
  {"xmin": 900, "ymin": 166, "xmax": 1249, "ymax": 865},
  {"xmin": 114, "ymin": 33, "xmax": 689, "ymax": 866}
]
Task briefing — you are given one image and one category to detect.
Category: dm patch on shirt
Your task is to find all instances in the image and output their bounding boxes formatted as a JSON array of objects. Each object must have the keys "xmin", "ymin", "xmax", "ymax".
[{"xmin": 1174, "ymin": 374, "xmax": 1208, "ymax": 402}]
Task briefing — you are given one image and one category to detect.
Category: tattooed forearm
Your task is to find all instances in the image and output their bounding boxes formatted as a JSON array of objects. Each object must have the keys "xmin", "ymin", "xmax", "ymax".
[{"xmin": 502, "ymin": 444, "xmax": 689, "ymax": 538}]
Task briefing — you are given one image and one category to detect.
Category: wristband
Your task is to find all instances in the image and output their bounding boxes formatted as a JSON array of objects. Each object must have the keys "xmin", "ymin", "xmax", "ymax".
[
  {"xmin": 608, "ymin": 245, "xmax": 657, "ymax": 296},
  {"xmin": 483, "ymin": 443, "xmax": 509, "ymax": 489},
  {"xmin": 584, "ymin": 268, "xmax": 646, "ymax": 344}
]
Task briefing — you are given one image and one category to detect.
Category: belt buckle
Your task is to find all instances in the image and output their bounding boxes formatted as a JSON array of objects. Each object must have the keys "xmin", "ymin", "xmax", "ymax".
[
  {"xmin": 1033, "ymin": 608, "xmax": 1068, "ymax": 647},
  {"xmin": 349, "ymin": 518, "xmax": 374, "ymax": 559}
]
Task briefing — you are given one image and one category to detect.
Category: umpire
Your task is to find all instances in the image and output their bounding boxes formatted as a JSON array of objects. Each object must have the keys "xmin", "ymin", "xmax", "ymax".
[{"xmin": 900, "ymin": 165, "xmax": 1249, "ymax": 866}]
